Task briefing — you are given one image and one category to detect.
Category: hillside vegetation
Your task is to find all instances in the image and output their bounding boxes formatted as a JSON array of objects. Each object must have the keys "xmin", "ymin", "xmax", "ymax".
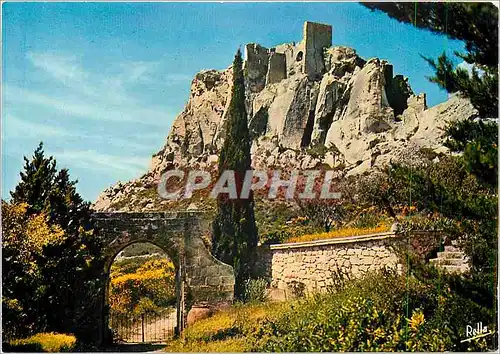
[{"xmin": 164, "ymin": 270, "xmax": 495, "ymax": 352}]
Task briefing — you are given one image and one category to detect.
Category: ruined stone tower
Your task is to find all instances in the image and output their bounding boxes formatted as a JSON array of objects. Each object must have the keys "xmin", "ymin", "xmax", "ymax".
[
  {"xmin": 244, "ymin": 21, "xmax": 333, "ymax": 93},
  {"xmin": 302, "ymin": 22, "xmax": 333, "ymax": 79}
]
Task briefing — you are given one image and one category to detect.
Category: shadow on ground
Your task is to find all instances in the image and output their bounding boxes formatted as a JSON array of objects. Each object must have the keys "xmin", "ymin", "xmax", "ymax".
[{"xmin": 103, "ymin": 343, "xmax": 167, "ymax": 352}]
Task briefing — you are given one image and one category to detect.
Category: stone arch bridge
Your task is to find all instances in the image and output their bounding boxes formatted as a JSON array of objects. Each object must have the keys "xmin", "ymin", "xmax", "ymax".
[{"xmin": 92, "ymin": 211, "xmax": 235, "ymax": 344}]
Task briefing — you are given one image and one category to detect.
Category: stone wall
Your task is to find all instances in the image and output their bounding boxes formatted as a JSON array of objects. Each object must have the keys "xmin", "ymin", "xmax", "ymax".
[
  {"xmin": 244, "ymin": 43, "xmax": 270, "ymax": 94},
  {"xmin": 94, "ymin": 211, "xmax": 234, "ymax": 307},
  {"xmin": 303, "ymin": 21, "xmax": 332, "ymax": 79},
  {"xmin": 93, "ymin": 211, "xmax": 235, "ymax": 342},
  {"xmin": 266, "ymin": 52, "xmax": 287, "ymax": 85},
  {"xmin": 275, "ymin": 42, "xmax": 304, "ymax": 77},
  {"xmin": 260, "ymin": 232, "xmax": 402, "ymax": 297}
]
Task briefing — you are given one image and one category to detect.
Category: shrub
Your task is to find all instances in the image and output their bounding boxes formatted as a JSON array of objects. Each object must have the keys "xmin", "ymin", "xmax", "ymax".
[
  {"xmin": 109, "ymin": 257, "xmax": 176, "ymax": 317},
  {"xmin": 259, "ymin": 229, "xmax": 290, "ymax": 245},
  {"xmin": 243, "ymin": 278, "xmax": 269, "ymax": 303},
  {"xmin": 251, "ymin": 270, "xmax": 496, "ymax": 352},
  {"xmin": 351, "ymin": 212, "xmax": 384, "ymax": 228},
  {"xmin": 306, "ymin": 144, "xmax": 328, "ymax": 158},
  {"xmin": 6, "ymin": 333, "xmax": 76, "ymax": 352},
  {"xmin": 286, "ymin": 280, "xmax": 306, "ymax": 298},
  {"xmin": 164, "ymin": 302, "xmax": 291, "ymax": 352}
]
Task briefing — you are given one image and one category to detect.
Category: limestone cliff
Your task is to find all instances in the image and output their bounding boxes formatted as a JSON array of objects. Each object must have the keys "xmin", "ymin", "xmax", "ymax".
[{"xmin": 93, "ymin": 21, "xmax": 478, "ymax": 212}]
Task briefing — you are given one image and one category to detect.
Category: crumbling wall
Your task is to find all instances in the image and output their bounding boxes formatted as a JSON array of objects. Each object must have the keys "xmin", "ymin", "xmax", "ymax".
[
  {"xmin": 266, "ymin": 52, "xmax": 287, "ymax": 85},
  {"xmin": 244, "ymin": 43, "xmax": 269, "ymax": 94},
  {"xmin": 275, "ymin": 42, "xmax": 304, "ymax": 77},
  {"xmin": 303, "ymin": 21, "xmax": 332, "ymax": 79}
]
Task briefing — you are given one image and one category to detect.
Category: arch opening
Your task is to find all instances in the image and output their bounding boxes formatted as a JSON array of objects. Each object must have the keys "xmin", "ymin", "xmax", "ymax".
[
  {"xmin": 107, "ymin": 242, "xmax": 178, "ymax": 344},
  {"xmin": 93, "ymin": 211, "xmax": 235, "ymax": 346}
]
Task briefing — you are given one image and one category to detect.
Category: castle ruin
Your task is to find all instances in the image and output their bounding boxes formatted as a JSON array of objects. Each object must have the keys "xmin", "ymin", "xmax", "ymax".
[{"xmin": 244, "ymin": 21, "xmax": 332, "ymax": 93}]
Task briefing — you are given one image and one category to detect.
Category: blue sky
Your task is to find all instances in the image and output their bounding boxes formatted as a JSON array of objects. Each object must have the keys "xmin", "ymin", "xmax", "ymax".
[{"xmin": 2, "ymin": 2, "xmax": 465, "ymax": 202}]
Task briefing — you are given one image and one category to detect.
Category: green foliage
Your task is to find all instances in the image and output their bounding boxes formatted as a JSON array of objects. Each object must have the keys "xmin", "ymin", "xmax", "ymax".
[
  {"xmin": 259, "ymin": 229, "xmax": 290, "ymax": 245},
  {"xmin": 306, "ymin": 144, "xmax": 328, "ymax": 158},
  {"xmin": 443, "ymin": 119, "xmax": 498, "ymax": 187},
  {"xmin": 351, "ymin": 212, "xmax": 384, "ymax": 228},
  {"xmin": 255, "ymin": 200, "xmax": 320, "ymax": 245},
  {"xmin": 363, "ymin": 3, "xmax": 498, "ymax": 185},
  {"xmin": 255, "ymin": 200, "xmax": 299, "ymax": 234},
  {"xmin": 355, "ymin": 152, "xmax": 496, "ymax": 221},
  {"xmin": 297, "ymin": 198, "xmax": 346, "ymax": 232},
  {"xmin": 306, "ymin": 142, "xmax": 340, "ymax": 159},
  {"xmin": 2, "ymin": 202, "xmax": 65, "ymax": 340},
  {"xmin": 6, "ymin": 333, "xmax": 77, "ymax": 352},
  {"xmin": 286, "ymin": 280, "xmax": 306, "ymax": 298},
  {"xmin": 212, "ymin": 49, "xmax": 258, "ymax": 299},
  {"xmin": 4, "ymin": 142, "xmax": 105, "ymax": 344},
  {"xmin": 164, "ymin": 271, "xmax": 497, "ymax": 352},
  {"xmin": 164, "ymin": 302, "xmax": 291, "ymax": 352},
  {"xmin": 354, "ymin": 151, "xmax": 497, "ymax": 349},
  {"xmin": 10, "ymin": 143, "xmax": 57, "ymax": 215},
  {"xmin": 422, "ymin": 53, "xmax": 498, "ymax": 118},
  {"xmin": 251, "ymin": 271, "xmax": 497, "ymax": 352},
  {"xmin": 362, "ymin": 2, "xmax": 498, "ymax": 68},
  {"xmin": 242, "ymin": 278, "xmax": 269, "ymax": 303}
]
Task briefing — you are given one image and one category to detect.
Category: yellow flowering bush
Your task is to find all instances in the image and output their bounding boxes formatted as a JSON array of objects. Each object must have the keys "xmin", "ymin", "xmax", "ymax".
[
  {"xmin": 2, "ymin": 202, "xmax": 65, "ymax": 270},
  {"xmin": 109, "ymin": 257, "xmax": 176, "ymax": 317},
  {"xmin": 286, "ymin": 223, "xmax": 390, "ymax": 243},
  {"xmin": 162, "ymin": 270, "xmax": 495, "ymax": 352},
  {"xmin": 250, "ymin": 271, "xmax": 479, "ymax": 352},
  {"xmin": 2, "ymin": 202, "xmax": 66, "ymax": 340},
  {"xmin": 164, "ymin": 302, "xmax": 291, "ymax": 352}
]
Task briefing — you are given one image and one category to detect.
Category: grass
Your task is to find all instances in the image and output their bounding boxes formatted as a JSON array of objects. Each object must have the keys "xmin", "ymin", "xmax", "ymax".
[
  {"xmin": 163, "ymin": 302, "xmax": 292, "ymax": 352},
  {"xmin": 285, "ymin": 223, "xmax": 391, "ymax": 243},
  {"xmin": 7, "ymin": 332, "xmax": 76, "ymax": 352}
]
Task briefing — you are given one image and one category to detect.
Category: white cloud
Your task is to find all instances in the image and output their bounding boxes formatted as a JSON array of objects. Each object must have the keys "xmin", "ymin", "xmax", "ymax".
[
  {"xmin": 55, "ymin": 149, "xmax": 149, "ymax": 173},
  {"xmin": 24, "ymin": 51, "xmax": 188, "ymax": 107},
  {"xmin": 27, "ymin": 52, "xmax": 86, "ymax": 84},
  {"xmin": 13, "ymin": 52, "xmax": 181, "ymax": 127},
  {"xmin": 27, "ymin": 51, "xmax": 142, "ymax": 105},
  {"xmin": 3, "ymin": 51, "xmax": 178, "ymax": 179},
  {"xmin": 4, "ymin": 84, "xmax": 172, "ymax": 127},
  {"xmin": 3, "ymin": 114, "xmax": 68, "ymax": 138},
  {"xmin": 3, "ymin": 113, "xmax": 163, "ymax": 154},
  {"xmin": 118, "ymin": 60, "xmax": 160, "ymax": 84}
]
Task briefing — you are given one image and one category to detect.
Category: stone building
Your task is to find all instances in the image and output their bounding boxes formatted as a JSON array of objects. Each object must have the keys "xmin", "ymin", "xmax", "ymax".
[{"xmin": 244, "ymin": 21, "xmax": 333, "ymax": 92}]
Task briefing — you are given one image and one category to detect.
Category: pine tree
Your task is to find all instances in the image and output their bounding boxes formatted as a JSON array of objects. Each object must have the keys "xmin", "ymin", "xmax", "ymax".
[
  {"xmin": 11, "ymin": 142, "xmax": 57, "ymax": 214},
  {"xmin": 363, "ymin": 2, "xmax": 498, "ymax": 188},
  {"xmin": 11, "ymin": 142, "xmax": 92, "ymax": 230},
  {"xmin": 9, "ymin": 142, "xmax": 104, "ymax": 342},
  {"xmin": 212, "ymin": 49, "xmax": 258, "ymax": 299}
]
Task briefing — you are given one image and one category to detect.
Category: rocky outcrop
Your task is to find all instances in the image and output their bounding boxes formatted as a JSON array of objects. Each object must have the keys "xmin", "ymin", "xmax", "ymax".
[
  {"xmin": 150, "ymin": 68, "xmax": 233, "ymax": 176},
  {"xmin": 93, "ymin": 21, "xmax": 478, "ymax": 212}
]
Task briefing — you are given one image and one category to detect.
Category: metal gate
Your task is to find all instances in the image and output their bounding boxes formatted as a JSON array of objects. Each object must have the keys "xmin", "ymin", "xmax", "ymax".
[{"xmin": 110, "ymin": 308, "xmax": 177, "ymax": 343}]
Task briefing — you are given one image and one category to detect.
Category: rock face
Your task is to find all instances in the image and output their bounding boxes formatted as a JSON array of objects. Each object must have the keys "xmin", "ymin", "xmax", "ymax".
[{"xmin": 94, "ymin": 21, "xmax": 478, "ymax": 212}]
